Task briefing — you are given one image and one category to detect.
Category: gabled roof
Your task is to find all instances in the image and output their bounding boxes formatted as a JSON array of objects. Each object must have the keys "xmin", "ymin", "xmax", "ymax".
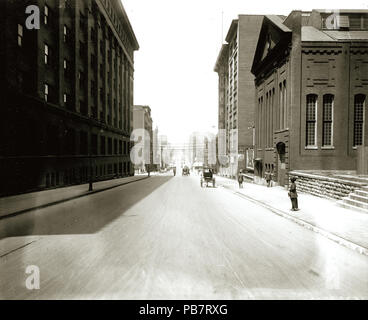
[
  {"xmin": 265, "ymin": 15, "xmax": 291, "ymax": 33},
  {"xmin": 251, "ymin": 15, "xmax": 292, "ymax": 76}
]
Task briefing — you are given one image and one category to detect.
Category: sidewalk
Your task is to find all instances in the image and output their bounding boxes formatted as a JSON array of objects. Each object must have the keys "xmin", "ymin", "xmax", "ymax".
[
  {"xmin": 216, "ymin": 175, "xmax": 368, "ymax": 256},
  {"xmin": 0, "ymin": 175, "xmax": 149, "ymax": 219}
]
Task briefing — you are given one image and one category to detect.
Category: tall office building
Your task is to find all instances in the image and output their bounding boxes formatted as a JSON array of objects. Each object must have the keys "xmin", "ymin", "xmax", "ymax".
[
  {"xmin": 0, "ymin": 0, "xmax": 139, "ymax": 195},
  {"xmin": 214, "ymin": 15, "xmax": 264, "ymax": 177}
]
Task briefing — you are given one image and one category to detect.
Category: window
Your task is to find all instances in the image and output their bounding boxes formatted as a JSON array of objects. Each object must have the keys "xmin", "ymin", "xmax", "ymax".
[
  {"xmin": 63, "ymin": 25, "xmax": 68, "ymax": 42},
  {"xmin": 79, "ymin": 71, "xmax": 84, "ymax": 89},
  {"xmin": 44, "ymin": 44, "xmax": 49, "ymax": 64},
  {"xmin": 91, "ymin": 134, "xmax": 98, "ymax": 155},
  {"xmin": 63, "ymin": 59, "xmax": 67, "ymax": 70},
  {"xmin": 322, "ymin": 95, "xmax": 334, "ymax": 146},
  {"xmin": 108, "ymin": 138, "xmax": 112, "ymax": 154},
  {"xmin": 306, "ymin": 94, "xmax": 317, "ymax": 147},
  {"xmin": 354, "ymin": 94, "xmax": 366, "ymax": 146},
  {"xmin": 114, "ymin": 139, "xmax": 117, "ymax": 155},
  {"xmin": 100, "ymin": 136, "xmax": 106, "ymax": 155},
  {"xmin": 63, "ymin": 93, "xmax": 67, "ymax": 103},
  {"xmin": 17, "ymin": 24, "xmax": 23, "ymax": 47},
  {"xmin": 80, "ymin": 131, "xmax": 88, "ymax": 155},
  {"xmin": 44, "ymin": 84, "xmax": 49, "ymax": 102},
  {"xmin": 79, "ymin": 41, "xmax": 85, "ymax": 58},
  {"xmin": 44, "ymin": 5, "xmax": 49, "ymax": 25}
]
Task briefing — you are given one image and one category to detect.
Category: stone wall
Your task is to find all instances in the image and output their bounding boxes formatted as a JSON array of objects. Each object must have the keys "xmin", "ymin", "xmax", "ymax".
[{"xmin": 289, "ymin": 171, "xmax": 367, "ymax": 200}]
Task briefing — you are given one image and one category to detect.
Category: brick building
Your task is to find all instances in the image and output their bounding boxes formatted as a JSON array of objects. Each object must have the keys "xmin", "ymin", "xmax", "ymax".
[
  {"xmin": 251, "ymin": 10, "xmax": 368, "ymax": 187},
  {"xmin": 0, "ymin": 0, "xmax": 139, "ymax": 195},
  {"xmin": 214, "ymin": 15, "xmax": 263, "ymax": 177},
  {"xmin": 132, "ymin": 105, "xmax": 153, "ymax": 172}
]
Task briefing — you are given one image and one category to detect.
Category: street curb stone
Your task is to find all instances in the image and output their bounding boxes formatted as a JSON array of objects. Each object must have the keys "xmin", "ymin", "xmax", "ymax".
[
  {"xmin": 0, "ymin": 176, "xmax": 150, "ymax": 221},
  {"xmin": 220, "ymin": 185, "xmax": 368, "ymax": 257}
]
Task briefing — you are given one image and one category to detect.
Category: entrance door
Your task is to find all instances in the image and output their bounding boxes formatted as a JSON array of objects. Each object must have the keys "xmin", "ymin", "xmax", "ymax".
[{"xmin": 276, "ymin": 142, "xmax": 286, "ymax": 187}]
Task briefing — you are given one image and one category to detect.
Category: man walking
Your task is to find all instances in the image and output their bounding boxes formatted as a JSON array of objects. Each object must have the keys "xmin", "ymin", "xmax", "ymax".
[
  {"xmin": 238, "ymin": 170, "xmax": 244, "ymax": 189},
  {"xmin": 265, "ymin": 170, "xmax": 272, "ymax": 187}
]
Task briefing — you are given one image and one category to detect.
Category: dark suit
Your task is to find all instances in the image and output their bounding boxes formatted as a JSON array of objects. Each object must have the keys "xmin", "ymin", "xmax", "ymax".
[{"xmin": 289, "ymin": 182, "xmax": 298, "ymax": 210}]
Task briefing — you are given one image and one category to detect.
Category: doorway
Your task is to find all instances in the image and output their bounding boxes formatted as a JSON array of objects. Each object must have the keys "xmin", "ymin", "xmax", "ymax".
[{"xmin": 276, "ymin": 142, "xmax": 286, "ymax": 187}]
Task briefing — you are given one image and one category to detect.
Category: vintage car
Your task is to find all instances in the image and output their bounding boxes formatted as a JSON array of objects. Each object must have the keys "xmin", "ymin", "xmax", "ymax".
[
  {"xmin": 182, "ymin": 166, "xmax": 190, "ymax": 176},
  {"xmin": 200, "ymin": 168, "xmax": 215, "ymax": 188}
]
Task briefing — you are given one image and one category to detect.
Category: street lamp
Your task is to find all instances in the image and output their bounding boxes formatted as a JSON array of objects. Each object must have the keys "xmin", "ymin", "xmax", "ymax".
[{"xmin": 88, "ymin": 123, "xmax": 93, "ymax": 192}]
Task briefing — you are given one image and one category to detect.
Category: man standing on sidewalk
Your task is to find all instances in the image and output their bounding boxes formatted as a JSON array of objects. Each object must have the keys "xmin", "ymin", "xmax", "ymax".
[
  {"xmin": 288, "ymin": 177, "xmax": 299, "ymax": 211},
  {"xmin": 238, "ymin": 170, "xmax": 244, "ymax": 189}
]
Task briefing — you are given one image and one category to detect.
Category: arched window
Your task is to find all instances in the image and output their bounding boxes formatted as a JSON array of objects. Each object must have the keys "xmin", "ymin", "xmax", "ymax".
[
  {"xmin": 322, "ymin": 94, "xmax": 334, "ymax": 146},
  {"xmin": 354, "ymin": 94, "xmax": 366, "ymax": 146},
  {"xmin": 306, "ymin": 94, "xmax": 317, "ymax": 147}
]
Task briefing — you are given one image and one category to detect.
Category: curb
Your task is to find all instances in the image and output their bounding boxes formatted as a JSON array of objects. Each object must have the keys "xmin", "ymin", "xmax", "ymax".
[
  {"xmin": 0, "ymin": 176, "xmax": 150, "ymax": 221},
  {"xmin": 220, "ymin": 185, "xmax": 368, "ymax": 257}
]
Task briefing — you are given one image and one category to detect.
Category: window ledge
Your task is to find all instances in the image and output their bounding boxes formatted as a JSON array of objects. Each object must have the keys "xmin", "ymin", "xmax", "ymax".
[
  {"xmin": 305, "ymin": 146, "xmax": 318, "ymax": 150},
  {"xmin": 321, "ymin": 146, "xmax": 335, "ymax": 150}
]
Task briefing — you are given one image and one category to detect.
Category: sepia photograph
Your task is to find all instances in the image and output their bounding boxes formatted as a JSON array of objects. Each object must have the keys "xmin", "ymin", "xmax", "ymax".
[{"xmin": 0, "ymin": 0, "xmax": 368, "ymax": 306}]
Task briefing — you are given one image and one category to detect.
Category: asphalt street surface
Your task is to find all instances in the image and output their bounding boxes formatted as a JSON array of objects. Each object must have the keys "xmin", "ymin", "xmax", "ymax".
[{"xmin": 1, "ymin": 174, "xmax": 367, "ymax": 299}]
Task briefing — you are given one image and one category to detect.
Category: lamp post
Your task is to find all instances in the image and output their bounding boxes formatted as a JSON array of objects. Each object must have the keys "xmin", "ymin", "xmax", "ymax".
[{"xmin": 88, "ymin": 123, "xmax": 93, "ymax": 192}]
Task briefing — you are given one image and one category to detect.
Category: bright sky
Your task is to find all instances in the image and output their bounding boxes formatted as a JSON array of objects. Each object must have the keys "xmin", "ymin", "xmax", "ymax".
[{"xmin": 122, "ymin": 0, "xmax": 368, "ymax": 144}]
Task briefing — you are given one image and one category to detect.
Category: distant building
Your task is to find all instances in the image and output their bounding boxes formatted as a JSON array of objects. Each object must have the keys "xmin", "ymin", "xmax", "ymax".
[
  {"xmin": 251, "ymin": 10, "xmax": 368, "ymax": 186},
  {"xmin": 153, "ymin": 126, "xmax": 160, "ymax": 171},
  {"xmin": 0, "ymin": 0, "xmax": 139, "ymax": 196},
  {"xmin": 133, "ymin": 105, "xmax": 153, "ymax": 172},
  {"xmin": 214, "ymin": 15, "xmax": 264, "ymax": 177}
]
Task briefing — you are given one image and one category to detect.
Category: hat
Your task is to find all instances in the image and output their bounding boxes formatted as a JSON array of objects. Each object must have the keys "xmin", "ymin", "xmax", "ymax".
[{"xmin": 290, "ymin": 177, "xmax": 297, "ymax": 182}]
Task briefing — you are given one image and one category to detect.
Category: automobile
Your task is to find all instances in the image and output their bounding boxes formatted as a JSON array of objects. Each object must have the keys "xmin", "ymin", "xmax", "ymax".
[
  {"xmin": 200, "ymin": 168, "xmax": 215, "ymax": 188},
  {"xmin": 182, "ymin": 166, "xmax": 190, "ymax": 176}
]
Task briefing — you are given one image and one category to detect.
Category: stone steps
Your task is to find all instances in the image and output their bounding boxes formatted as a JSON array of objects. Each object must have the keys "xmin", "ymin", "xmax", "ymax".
[
  {"xmin": 337, "ymin": 200, "xmax": 368, "ymax": 214},
  {"xmin": 338, "ymin": 188, "xmax": 368, "ymax": 214}
]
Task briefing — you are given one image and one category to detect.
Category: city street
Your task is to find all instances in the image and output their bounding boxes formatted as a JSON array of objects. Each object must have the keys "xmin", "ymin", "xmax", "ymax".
[{"xmin": 1, "ymin": 174, "xmax": 368, "ymax": 299}]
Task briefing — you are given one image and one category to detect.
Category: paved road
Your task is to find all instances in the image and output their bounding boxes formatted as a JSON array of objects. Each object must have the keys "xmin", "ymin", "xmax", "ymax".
[{"xmin": 1, "ymin": 175, "xmax": 367, "ymax": 299}]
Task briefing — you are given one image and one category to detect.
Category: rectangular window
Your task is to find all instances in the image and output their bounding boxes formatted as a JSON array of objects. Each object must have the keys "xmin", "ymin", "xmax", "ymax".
[
  {"xmin": 63, "ymin": 93, "xmax": 67, "ymax": 103},
  {"xmin": 100, "ymin": 136, "xmax": 106, "ymax": 155},
  {"xmin": 354, "ymin": 94, "xmax": 366, "ymax": 146},
  {"xmin": 80, "ymin": 131, "xmax": 88, "ymax": 155},
  {"xmin": 108, "ymin": 138, "xmax": 113, "ymax": 155},
  {"xmin": 63, "ymin": 59, "xmax": 67, "ymax": 70},
  {"xmin": 18, "ymin": 24, "xmax": 23, "ymax": 47},
  {"xmin": 63, "ymin": 25, "xmax": 68, "ymax": 42},
  {"xmin": 44, "ymin": 5, "xmax": 49, "ymax": 25},
  {"xmin": 306, "ymin": 94, "xmax": 317, "ymax": 147},
  {"xmin": 44, "ymin": 44, "xmax": 49, "ymax": 64},
  {"xmin": 91, "ymin": 134, "xmax": 98, "ymax": 155},
  {"xmin": 44, "ymin": 84, "xmax": 49, "ymax": 102},
  {"xmin": 322, "ymin": 95, "xmax": 334, "ymax": 146},
  {"xmin": 114, "ymin": 139, "xmax": 118, "ymax": 155}
]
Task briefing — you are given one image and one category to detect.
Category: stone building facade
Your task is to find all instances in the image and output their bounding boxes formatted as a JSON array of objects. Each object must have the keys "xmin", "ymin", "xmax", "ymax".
[
  {"xmin": 0, "ymin": 0, "xmax": 139, "ymax": 196},
  {"xmin": 251, "ymin": 10, "xmax": 368, "ymax": 187}
]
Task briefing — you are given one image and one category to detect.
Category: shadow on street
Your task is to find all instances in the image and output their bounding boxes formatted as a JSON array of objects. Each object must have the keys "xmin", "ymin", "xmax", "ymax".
[{"xmin": 0, "ymin": 176, "xmax": 172, "ymax": 239}]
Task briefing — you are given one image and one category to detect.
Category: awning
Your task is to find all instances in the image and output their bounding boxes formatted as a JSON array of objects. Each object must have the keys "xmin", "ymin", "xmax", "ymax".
[{"xmin": 254, "ymin": 158, "xmax": 263, "ymax": 162}]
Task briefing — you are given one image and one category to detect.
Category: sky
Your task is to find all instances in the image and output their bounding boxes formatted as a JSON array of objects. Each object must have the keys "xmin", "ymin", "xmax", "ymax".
[{"xmin": 122, "ymin": 0, "xmax": 368, "ymax": 144}]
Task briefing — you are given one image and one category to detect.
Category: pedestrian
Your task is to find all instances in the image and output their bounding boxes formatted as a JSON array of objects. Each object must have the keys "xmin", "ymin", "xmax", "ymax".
[
  {"xmin": 288, "ymin": 177, "xmax": 299, "ymax": 211},
  {"xmin": 265, "ymin": 170, "xmax": 272, "ymax": 187},
  {"xmin": 238, "ymin": 170, "xmax": 244, "ymax": 189}
]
